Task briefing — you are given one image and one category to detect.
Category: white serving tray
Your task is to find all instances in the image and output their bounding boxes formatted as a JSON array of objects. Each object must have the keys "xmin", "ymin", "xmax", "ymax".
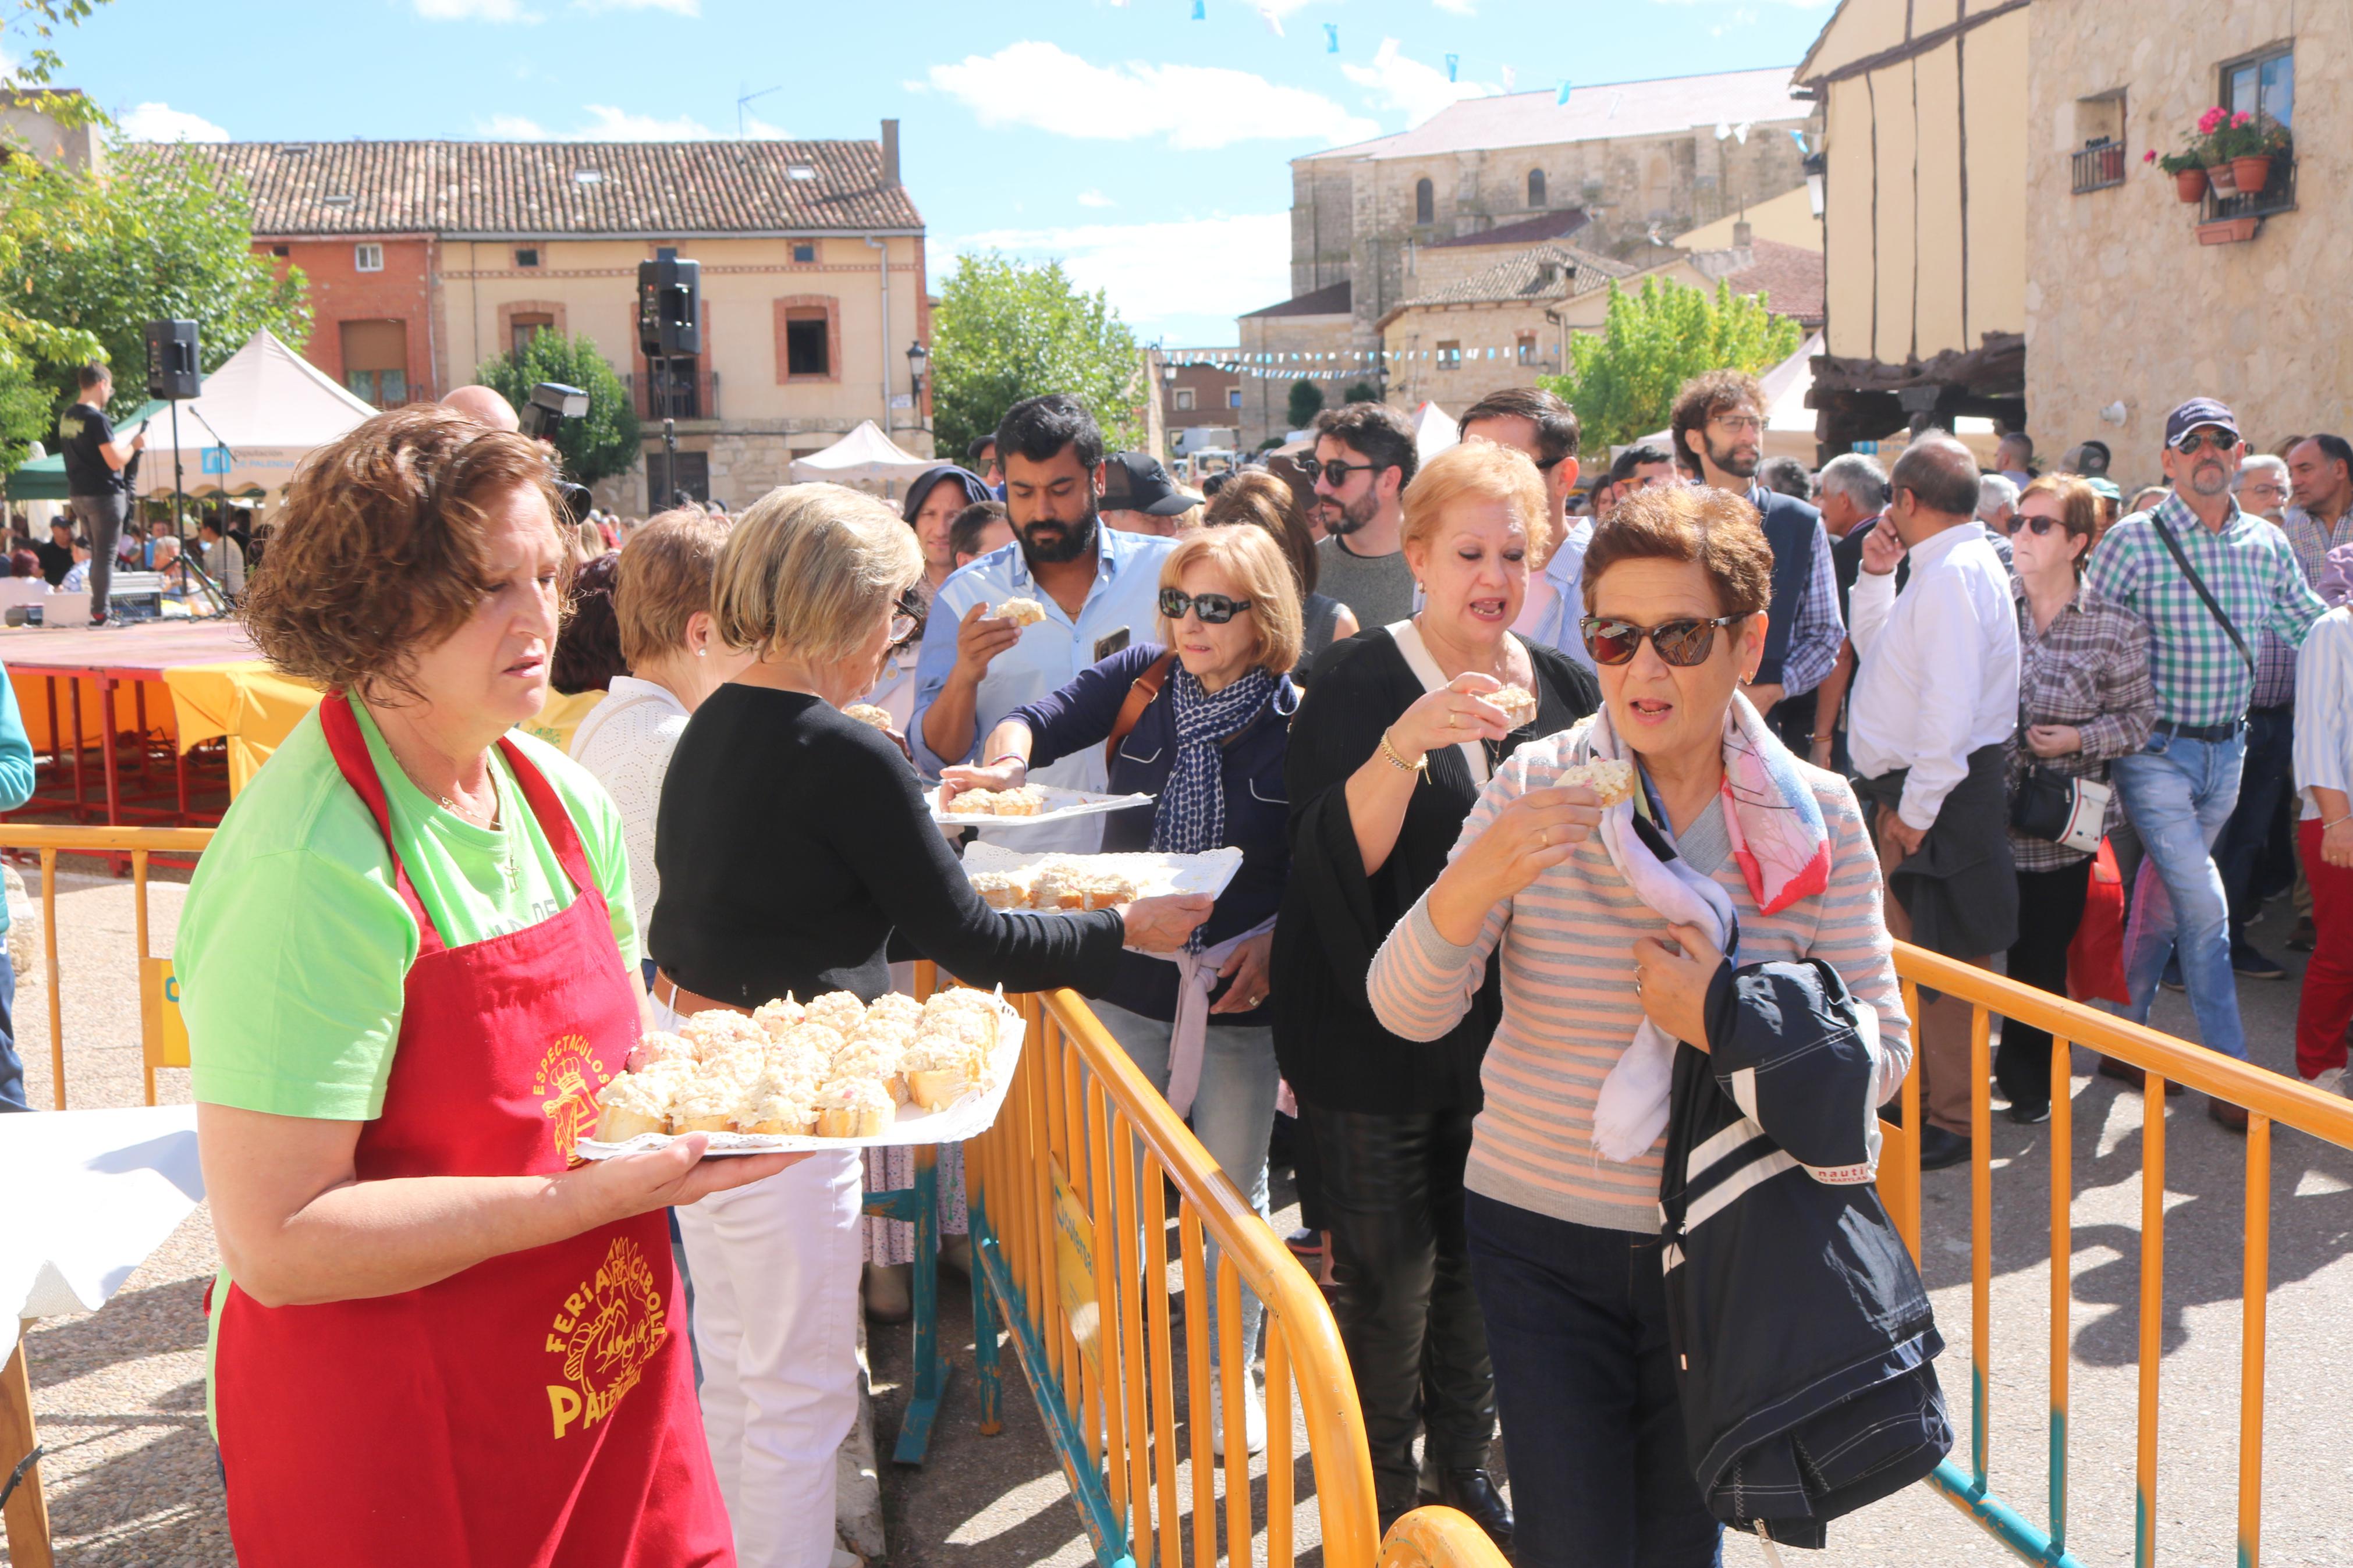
[
  {"xmin": 574, "ymin": 996, "xmax": 1026, "ymax": 1159},
  {"xmin": 961, "ymin": 842, "xmax": 1245, "ymax": 904},
  {"xmin": 928, "ymin": 782, "xmax": 1154, "ymax": 829}
]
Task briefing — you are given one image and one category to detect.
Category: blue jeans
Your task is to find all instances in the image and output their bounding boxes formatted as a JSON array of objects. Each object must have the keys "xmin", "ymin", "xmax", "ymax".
[
  {"xmin": 2214, "ymin": 706, "xmax": 2294, "ymax": 939},
  {"xmin": 0, "ymin": 951, "xmax": 22, "ymax": 1111},
  {"xmin": 1091, "ymin": 998, "xmax": 1280, "ymax": 1366},
  {"xmin": 2111, "ymin": 730, "xmax": 2246, "ymax": 1060},
  {"xmin": 1464, "ymin": 1193, "xmax": 1722, "ymax": 1568}
]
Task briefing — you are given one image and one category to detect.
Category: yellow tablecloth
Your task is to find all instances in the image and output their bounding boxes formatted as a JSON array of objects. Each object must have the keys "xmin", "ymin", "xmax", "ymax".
[{"xmin": 161, "ymin": 662, "xmax": 611, "ymax": 797}]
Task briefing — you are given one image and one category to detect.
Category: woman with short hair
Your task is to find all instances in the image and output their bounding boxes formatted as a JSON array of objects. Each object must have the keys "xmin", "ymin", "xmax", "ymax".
[
  {"xmin": 1274, "ymin": 440, "xmax": 1601, "ymax": 1543},
  {"xmin": 180, "ymin": 407, "xmax": 786, "ymax": 1565},
  {"xmin": 1368, "ymin": 482, "xmax": 1911, "ymax": 1567},
  {"xmin": 2001, "ymin": 474, "xmax": 2155, "ymax": 1121},
  {"xmin": 570, "ymin": 510, "xmax": 748, "ymax": 979},
  {"xmin": 1204, "ymin": 468, "xmax": 1358, "ymax": 670},
  {"xmin": 944, "ymin": 524, "xmax": 1302, "ymax": 1452},
  {"xmin": 648, "ymin": 481, "xmax": 1212, "ymax": 1568}
]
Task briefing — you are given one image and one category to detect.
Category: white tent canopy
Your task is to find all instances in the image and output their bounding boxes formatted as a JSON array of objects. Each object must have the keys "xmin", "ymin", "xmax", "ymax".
[
  {"xmin": 134, "ymin": 328, "xmax": 377, "ymax": 497},
  {"xmin": 787, "ymin": 421, "xmax": 937, "ymax": 485},
  {"xmin": 1410, "ymin": 401, "xmax": 1460, "ymax": 467}
]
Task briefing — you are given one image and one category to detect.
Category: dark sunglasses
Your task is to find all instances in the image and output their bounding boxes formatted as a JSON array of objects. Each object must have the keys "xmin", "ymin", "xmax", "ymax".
[
  {"xmin": 2173, "ymin": 429, "xmax": 2238, "ymax": 455},
  {"xmin": 1315, "ymin": 459, "xmax": 1381, "ymax": 487},
  {"xmin": 1159, "ymin": 588, "xmax": 1254, "ymax": 625},
  {"xmin": 2019, "ymin": 513, "xmax": 2070, "ymax": 536},
  {"xmin": 888, "ymin": 585, "xmax": 927, "ymax": 648},
  {"xmin": 1579, "ymin": 613, "xmax": 1745, "ymax": 667}
]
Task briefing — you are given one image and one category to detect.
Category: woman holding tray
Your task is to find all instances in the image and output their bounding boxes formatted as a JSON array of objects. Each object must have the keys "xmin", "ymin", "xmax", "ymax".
[
  {"xmin": 1273, "ymin": 439, "xmax": 1601, "ymax": 1545},
  {"xmin": 942, "ymin": 523, "xmax": 1301, "ymax": 1453},
  {"xmin": 180, "ymin": 408, "xmax": 793, "ymax": 1566},
  {"xmin": 647, "ymin": 481, "xmax": 1210, "ymax": 1568}
]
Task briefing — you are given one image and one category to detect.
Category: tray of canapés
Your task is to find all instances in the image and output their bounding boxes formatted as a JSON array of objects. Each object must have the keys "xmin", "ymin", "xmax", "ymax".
[
  {"xmin": 961, "ymin": 844, "xmax": 1244, "ymax": 913},
  {"xmin": 575, "ymin": 986, "xmax": 1025, "ymax": 1158}
]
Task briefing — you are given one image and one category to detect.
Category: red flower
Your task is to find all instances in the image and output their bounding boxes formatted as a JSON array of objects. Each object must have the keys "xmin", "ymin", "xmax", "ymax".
[
  {"xmin": 2143, "ymin": 148, "xmax": 2157, "ymax": 163},
  {"xmin": 2231, "ymin": 111, "xmax": 2253, "ymax": 129},
  {"xmin": 2198, "ymin": 106, "xmax": 2227, "ymax": 134}
]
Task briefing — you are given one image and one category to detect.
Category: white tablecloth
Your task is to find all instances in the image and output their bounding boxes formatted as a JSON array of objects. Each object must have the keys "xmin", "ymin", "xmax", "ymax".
[{"xmin": 0, "ymin": 1105, "xmax": 204, "ymax": 1363}]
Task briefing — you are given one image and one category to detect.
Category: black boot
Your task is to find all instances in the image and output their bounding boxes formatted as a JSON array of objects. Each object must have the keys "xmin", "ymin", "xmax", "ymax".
[{"xmin": 1421, "ymin": 1463, "xmax": 1514, "ymax": 1549}]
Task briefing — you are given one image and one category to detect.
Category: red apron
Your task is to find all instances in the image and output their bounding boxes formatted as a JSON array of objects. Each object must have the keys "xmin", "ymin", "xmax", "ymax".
[{"xmin": 214, "ymin": 692, "xmax": 733, "ymax": 1567}]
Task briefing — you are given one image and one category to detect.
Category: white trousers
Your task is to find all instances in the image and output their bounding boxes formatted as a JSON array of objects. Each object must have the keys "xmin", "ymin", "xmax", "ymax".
[{"xmin": 660, "ymin": 999, "xmax": 864, "ymax": 1568}]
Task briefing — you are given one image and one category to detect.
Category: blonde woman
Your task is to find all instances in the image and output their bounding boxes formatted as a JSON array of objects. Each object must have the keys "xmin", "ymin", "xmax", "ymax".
[
  {"xmin": 944, "ymin": 526, "xmax": 1302, "ymax": 1452},
  {"xmin": 646, "ymin": 482, "xmax": 1211, "ymax": 1568}
]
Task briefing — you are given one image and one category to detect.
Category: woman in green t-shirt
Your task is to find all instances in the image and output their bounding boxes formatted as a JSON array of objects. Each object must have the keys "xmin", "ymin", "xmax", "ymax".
[{"xmin": 180, "ymin": 406, "xmax": 787, "ymax": 1565}]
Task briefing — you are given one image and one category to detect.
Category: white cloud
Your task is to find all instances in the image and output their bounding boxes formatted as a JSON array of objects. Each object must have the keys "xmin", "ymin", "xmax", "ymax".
[
  {"xmin": 1341, "ymin": 37, "xmax": 1498, "ymax": 127},
  {"xmin": 950, "ymin": 213, "xmax": 1289, "ymax": 336},
  {"xmin": 1076, "ymin": 189, "xmax": 1114, "ymax": 208},
  {"xmin": 413, "ymin": 0, "xmax": 542, "ymax": 20},
  {"xmin": 741, "ymin": 115, "xmax": 788, "ymax": 139},
  {"xmin": 479, "ymin": 112, "xmax": 546, "ymax": 137},
  {"xmin": 575, "ymin": 0, "xmax": 697, "ymax": 10},
  {"xmin": 922, "ymin": 41, "xmax": 1379, "ymax": 151},
  {"xmin": 119, "ymin": 102, "xmax": 229, "ymax": 141},
  {"xmin": 572, "ymin": 104, "xmax": 714, "ymax": 139}
]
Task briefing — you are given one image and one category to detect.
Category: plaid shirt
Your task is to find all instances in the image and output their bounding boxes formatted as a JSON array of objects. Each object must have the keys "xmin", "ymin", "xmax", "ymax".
[
  {"xmin": 2251, "ymin": 506, "xmax": 2350, "ymax": 707},
  {"xmin": 2082, "ymin": 492, "xmax": 2327, "ymax": 728},
  {"xmin": 2005, "ymin": 579, "xmax": 2157, "ymax": 872}
]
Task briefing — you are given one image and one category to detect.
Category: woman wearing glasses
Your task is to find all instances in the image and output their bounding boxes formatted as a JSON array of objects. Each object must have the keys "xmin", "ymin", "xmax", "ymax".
[
  {"xmin": 646, "ymin": 483, "xmax": 1212, "ymax": 1568},
  {"xmin": 2000, "ymin": 475, "xmax": 2153, "ymax": 1121},
  {"xmin": 1272, "ymin": 441, "xmax": 1600, "ymax": 1545},
  {"xmin": 1364, "ymin": 482, "xmax": 1910, "ymax": 1568},
  {"xmin": 943, "ymin": 524, "xmax": 1302, "ymax": 1452}
]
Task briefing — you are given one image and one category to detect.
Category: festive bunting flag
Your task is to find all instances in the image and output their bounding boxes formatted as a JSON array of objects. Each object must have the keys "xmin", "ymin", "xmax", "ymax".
[
  {"xmin": 1324, "ymin": 22, "xmax": 1338, "ymax": 52},
  {"xmin": 1445, "ymin": 54, "xmax": 1459, "ymax": 83},
  {"xmin": 1558, "ymin": 80, "xmax": 1573, "ymax": 105},
  {"xmin": 1501, "ymin": 65, "xmax": 1516, "ymax": 91},
  {"xmin": 1258, "ymin": 4, "xmax": 1283, "ymax": 37},
  {"xmin": 1191, "ymin": 0, "xmax": 1204, "ymax": 17}
]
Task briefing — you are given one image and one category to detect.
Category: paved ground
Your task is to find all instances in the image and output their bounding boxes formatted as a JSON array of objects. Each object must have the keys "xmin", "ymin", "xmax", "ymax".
[{"xmin": 7, "ymin": 872, "xmax": 2349, "ymax": 1568}]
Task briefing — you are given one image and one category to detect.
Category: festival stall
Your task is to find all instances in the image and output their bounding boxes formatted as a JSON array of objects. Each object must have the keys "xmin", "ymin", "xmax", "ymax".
[
  {"xmin": 786, "ymin": 421, "xmax": 939, "ymax": 496},
  {"xmin": 131, "ymin": 326, "xmax": 375, "ymax": 501}
]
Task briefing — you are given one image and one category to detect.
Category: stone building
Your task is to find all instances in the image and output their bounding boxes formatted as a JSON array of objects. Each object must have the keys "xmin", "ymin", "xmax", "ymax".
[
  {"xmin": 1234, "ymin": 281, "xmax": 1357, "ymax": 450},
  {"xmin": 1258, "ymin": 68, "xmax": 1815, "ymax": 360},
  {"xmin": 184, "ymin": 127, "xmax": 928, "ymax": 510},
  {"xmin": 1155, "ymin": 351, "xmax": 1244, "ymax": 458}
]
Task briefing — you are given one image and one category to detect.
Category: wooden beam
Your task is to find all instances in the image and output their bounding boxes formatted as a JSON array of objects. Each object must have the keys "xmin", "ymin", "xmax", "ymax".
[
  {"xmin": 1800, "ymin": 0, "xmax": 2031, "ymax": 90},
  {"xmin": 0, "ymin": 1344, "xmax": 51, "ymax": 1568}
]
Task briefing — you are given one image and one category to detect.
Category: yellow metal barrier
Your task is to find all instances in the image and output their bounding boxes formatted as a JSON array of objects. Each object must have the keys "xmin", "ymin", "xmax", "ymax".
[
  {"xmin": 0, "ymin": 824, "xmax": 214, "ymax": 1109},
  {"xmin": 1879, "ymin": 940, "xmax": 2353, "ymax": 1568},
  {"xmin": 958, "ymin": 975, "xmax": 1499, "ymax": 1568}
]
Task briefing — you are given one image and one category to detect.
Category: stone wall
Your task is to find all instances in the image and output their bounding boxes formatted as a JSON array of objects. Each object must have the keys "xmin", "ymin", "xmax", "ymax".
[
  {"xmin": 1236, "ymin": 312, "xmax": 1356, "ymax": 450},
  {"xmin": 2025, "ymin": 0, "xmax": 2348, "ymax": 489}
]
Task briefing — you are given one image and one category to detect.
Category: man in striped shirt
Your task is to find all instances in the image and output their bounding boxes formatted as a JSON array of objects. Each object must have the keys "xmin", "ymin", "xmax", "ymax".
[{"xmin": 2083, "ymin": 399, "xmax": 2328, "ymax": 1126}]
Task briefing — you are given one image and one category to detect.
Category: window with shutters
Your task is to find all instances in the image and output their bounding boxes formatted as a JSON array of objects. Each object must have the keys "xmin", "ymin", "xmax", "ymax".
[
  {"xmin": 341, "ymin": 319, "xmax": 409, "ymax": 407},
  {"xmin": 510, "ymin": 313, "xmax": 554, "ymax": 360},
  {"xmin": 1437, "ymin": 340, "xmax": 1461, "ymax": 370}
]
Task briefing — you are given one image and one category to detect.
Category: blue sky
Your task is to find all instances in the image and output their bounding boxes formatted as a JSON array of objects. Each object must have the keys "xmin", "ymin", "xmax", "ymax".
[{"xmin": 28, "ymin": 0, "xmax": 1833, "ymax": 345}]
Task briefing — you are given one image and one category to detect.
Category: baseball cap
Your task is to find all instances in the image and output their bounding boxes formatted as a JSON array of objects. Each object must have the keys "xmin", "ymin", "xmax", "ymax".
[
  {"xmin": 2085, "ymin": 478, "xmax": 2123, "ymax": 503},
  {"xmin": 2163, "ymin": 397, "xmax": 2241, "ymax": 448},
  {"xmin": 1101, "ymin": 451, "xmax": 1198, "ymax": 517}
]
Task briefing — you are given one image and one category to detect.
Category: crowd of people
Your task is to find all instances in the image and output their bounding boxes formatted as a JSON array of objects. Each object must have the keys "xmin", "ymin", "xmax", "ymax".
[{"xmin": 151, "ymin": 355, "xmax": 2353, "ymax": 1568}]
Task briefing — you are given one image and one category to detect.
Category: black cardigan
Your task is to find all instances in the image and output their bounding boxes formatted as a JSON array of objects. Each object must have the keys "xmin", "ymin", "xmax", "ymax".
[
  {"xmin": 649, "ymin": 685, "xmax": 1126, "ymax": 1006},
  {"xmin": 1271, "ymin": 630, "xmax": 1600, "ymax": 1114}
]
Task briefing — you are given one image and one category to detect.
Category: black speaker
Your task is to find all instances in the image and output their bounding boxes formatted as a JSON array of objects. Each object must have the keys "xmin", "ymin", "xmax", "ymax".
[
  {"xmin": 144, "ymin": 319, "xmax": 201, "ymax": 400},
  {"xmin": 636, "ymin": 247, "xmax": 700, "ymax": 358}
]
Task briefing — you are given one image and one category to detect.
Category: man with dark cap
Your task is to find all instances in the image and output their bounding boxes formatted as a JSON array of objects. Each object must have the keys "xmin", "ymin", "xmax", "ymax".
[
  {"xmin": 1847, "ymin": 433, "xmax": 2020, "ymax": 1169},
  {"xmin": 1098, "ymin": 451, "xmax": 1201, "ymax": 537},
  {"xmin": 2083, "ymin": 397, "xmax": 2329, "ymax": 1128}
]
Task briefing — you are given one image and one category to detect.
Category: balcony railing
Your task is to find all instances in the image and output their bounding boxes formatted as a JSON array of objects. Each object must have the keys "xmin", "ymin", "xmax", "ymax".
[
  {"xmin": 2070, "ymin": 140, "xmax": 2125, "ymax": 194},
  {"xmin": 2203, "ymin": 153, "xmax": 2297, "ymax": 223},
  {"xmin": 622, "ymin": 367, "xmax": 721, "ymax": 422}
]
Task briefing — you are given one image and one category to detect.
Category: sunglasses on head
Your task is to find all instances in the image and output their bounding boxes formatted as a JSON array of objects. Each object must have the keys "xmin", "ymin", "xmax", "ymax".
[
  {"xmin": 2173, "ymin": 429, "xmax": 2238, "ymax": 456},
  {"xmin": 1579, "ymin": 613, "xmax": 1745, "ymax": 667},
  {"xmin": 1159, "ymin": 588, "xmax": 1254, "ymax": 625}
]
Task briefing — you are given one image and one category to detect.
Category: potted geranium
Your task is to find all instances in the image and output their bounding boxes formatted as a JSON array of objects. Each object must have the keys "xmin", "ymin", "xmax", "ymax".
[
  {"xmin": 2215, "ymin": 112, "xmax": 2290, "ymax": 194},
  {"xmin": 2147, "ymin": 144, "xmax": 2208, "ymax": 203},
  {"xmin": 2196, "ymin": 107, "xmax": 2240, "ymax": 191}
]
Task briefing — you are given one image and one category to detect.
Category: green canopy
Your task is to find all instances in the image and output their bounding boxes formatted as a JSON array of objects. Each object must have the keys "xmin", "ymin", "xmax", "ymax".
[{"xmin": 4, "ymin": 399, "xmax": 173, "ymax": 503}]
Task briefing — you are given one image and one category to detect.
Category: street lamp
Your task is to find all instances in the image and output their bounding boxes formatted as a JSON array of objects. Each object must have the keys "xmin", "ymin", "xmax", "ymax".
[{"xmin": 906, "ymin": 340, "xmax": 929, "ymax": 401}]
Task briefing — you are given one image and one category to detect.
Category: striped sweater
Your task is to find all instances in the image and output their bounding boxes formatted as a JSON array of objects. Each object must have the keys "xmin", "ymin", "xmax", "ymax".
[{"xmin": 1367, "ymin": 726, "xmax": 1912, "ymax": 1233}]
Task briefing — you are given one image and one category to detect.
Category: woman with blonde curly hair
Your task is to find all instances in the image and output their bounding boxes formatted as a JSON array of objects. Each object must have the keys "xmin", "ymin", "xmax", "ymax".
[{"xmin": 179, "ymin": 406, "xmax": 790, "ymax": 1565}]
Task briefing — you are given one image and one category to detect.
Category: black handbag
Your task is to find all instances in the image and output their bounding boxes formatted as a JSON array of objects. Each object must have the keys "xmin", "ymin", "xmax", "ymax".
[{"xmin": 2009, "ymin": 759, "xmax": 2111, "ymax": 855}]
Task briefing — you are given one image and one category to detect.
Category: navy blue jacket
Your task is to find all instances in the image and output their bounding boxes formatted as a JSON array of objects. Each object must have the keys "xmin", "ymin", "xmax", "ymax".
[
  {"xmin": 1659, "ymin": 955, "xmax": 1951, "ymax": 1551},
  {"xmin": 1010, "ymin": 643, "xmax": 1297, "ymax": 1025}
]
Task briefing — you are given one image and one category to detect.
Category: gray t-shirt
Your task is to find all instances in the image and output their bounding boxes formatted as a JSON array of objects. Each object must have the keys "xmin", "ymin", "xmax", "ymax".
[{"xmin": 1315, "ymin": 535, "xmax": 1415, "ymax": 631}]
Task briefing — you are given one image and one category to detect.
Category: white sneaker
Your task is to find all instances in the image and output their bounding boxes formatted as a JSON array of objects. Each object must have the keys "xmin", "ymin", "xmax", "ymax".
[
  {"xmin": 2311, "ymin": 1066, "xmax": 2348, "ymax": 1097},
  {"xmin": 1208, "ymin": 1370, "xmax": 1266, "ymax": 1457}
]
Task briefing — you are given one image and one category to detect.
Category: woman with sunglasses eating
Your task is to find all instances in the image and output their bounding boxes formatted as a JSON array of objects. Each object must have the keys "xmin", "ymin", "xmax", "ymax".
[
  {"xmin": 1365, "ymin": 482, "xmax": 1911, "ymax": 1568},
  {"xmin": 2000, "ymin": 475, "xmax": 2153, "ymax": 1121},
  {"xmin": 1273, "ymin": 440, "xmax": 1599, "ymax": 1544},
  {"xmin": 942, "ymin": 525, "xmax": 1300, "ymax": 1450}
]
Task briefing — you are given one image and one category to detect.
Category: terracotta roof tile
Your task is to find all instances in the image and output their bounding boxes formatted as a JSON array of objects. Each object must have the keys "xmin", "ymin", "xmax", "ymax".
[
  {"xmin": 164, "ymin": 139, "xmax": 922, "ymax": 236},
  {"xmin": 1424, "ymin": 209, "xmax": 1592, "ymax": 250},
  {"xmin": 1240, "ymin": 280, "xmax": 1353, "ymax": 319},
  {"xmin": 1722, "ymin": 239, "xmax": 1824, "ymax": 326},
  {"xmin": 1390, "ymin": 244, "xmax": 1634, "ymax": 314}
]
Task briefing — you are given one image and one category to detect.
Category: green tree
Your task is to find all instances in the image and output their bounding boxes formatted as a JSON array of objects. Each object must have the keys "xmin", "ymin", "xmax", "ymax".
[
  {"xmin": 1285, "ymin": 378, "xmax": 1325, "ymax": 431},
  {"xmin": 1343, "ymin": 380, "xmax": 1381, "ymax": 404},
  {"xmin": 476, "ymin": 330, "xmax": 643, "ymax": 488},
  {"xmin": 930, "ymin": 253, "xmax": 1142, "ymax": 461},
  {"xmin": 2, "ymin": 143, "xmax": 311, "ymax": 469},
  {"xmin": 1539, "ymin": 277, "xmax": 1801, "ymax": 453}
]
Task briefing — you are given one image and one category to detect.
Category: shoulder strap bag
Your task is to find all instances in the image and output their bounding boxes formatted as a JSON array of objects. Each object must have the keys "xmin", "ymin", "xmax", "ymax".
[
  {"xmin": 1103, "ymin": 652, "xmax": 1178, "ymax": 770},
  {"xmin": 2150, "ymin": 514, "xmax": 2256, "ymax": 674}
]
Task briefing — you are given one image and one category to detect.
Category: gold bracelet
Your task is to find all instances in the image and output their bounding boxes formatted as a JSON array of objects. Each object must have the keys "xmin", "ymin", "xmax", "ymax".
[{"xmin": 1379, "ymin": 728, "xmax": 1427, "ymax": 776}]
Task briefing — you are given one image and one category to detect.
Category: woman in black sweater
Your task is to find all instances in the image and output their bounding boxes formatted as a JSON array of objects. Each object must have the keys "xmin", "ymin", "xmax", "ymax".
[
  {"xmin": 1274, "ymin": 441, "xmax": 1599, "ymax": 1544},
  {"xmin": 649, "ymin": 481, "xmax": 1208, "ymax": 1567}
]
